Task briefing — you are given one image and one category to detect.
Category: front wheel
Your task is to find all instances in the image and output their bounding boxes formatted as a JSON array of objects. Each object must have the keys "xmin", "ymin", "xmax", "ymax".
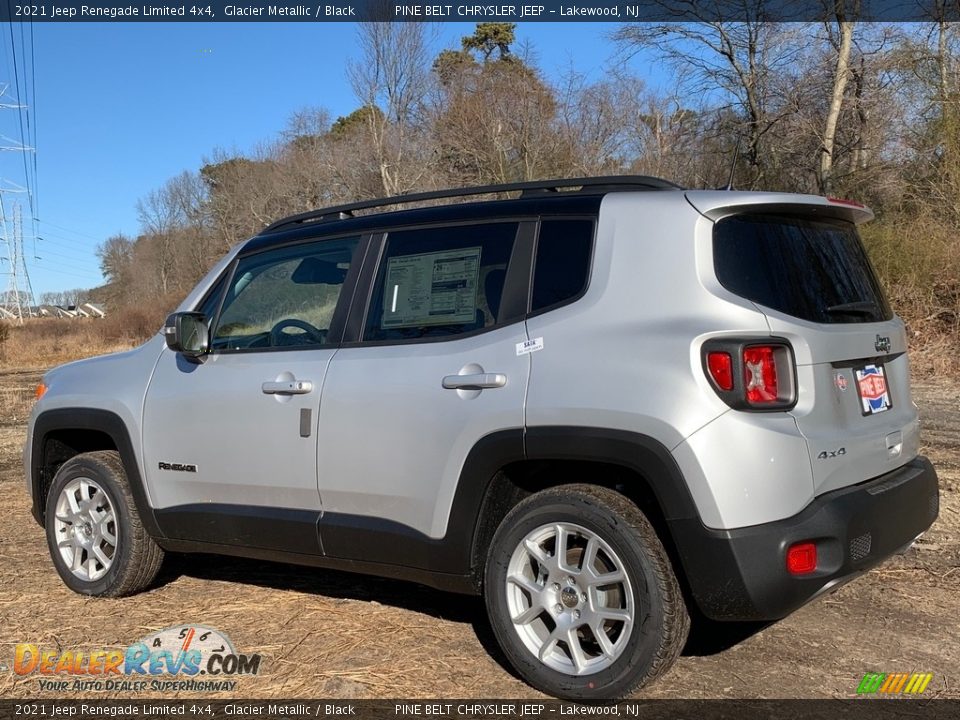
[
  {"xmin": 44, "ymin": 450, "xmax": 164, "ymax": 597},
  {"xmin": 484, "ymin": 484, "xmax": 689, "ymax": 699}
]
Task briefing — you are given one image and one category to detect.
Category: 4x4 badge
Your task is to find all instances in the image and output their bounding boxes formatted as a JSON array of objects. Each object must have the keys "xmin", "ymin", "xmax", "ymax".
[{"xmin": 875, "ymin": 334, "xmax": 891, "ymax": 353}]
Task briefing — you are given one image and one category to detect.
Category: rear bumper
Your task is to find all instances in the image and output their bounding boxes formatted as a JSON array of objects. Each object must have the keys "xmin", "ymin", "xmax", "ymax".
[{"xmin": 670, "ymin": 456, "xmax": 939, "ymax": 621}]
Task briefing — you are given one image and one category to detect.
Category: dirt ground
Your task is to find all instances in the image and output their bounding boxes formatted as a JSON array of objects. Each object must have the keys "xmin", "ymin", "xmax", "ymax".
[{"xmin": 0, "ymin": 366, "xmax": 956, "ymax": 700}]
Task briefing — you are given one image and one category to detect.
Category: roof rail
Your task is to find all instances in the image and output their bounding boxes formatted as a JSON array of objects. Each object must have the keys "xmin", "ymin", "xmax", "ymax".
[{"xmin": 262, "ymin": 175, "xmax": 681, "ymax": 234}]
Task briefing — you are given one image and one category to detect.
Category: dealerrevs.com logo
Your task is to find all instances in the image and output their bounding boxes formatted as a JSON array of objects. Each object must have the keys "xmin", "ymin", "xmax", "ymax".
[{"xmin": 12, "ymin": 625, "xmax": 262, "ymax": 692}]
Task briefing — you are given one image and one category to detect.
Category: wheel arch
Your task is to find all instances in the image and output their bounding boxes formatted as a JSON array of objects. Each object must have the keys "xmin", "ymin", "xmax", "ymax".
[
  {"xmin": 460, "ymin": 427, "xmax": 702, "ymax": 592},
  {"xmin": 30, "ymin": 408, "xmax": 163, "ymax": 539}
]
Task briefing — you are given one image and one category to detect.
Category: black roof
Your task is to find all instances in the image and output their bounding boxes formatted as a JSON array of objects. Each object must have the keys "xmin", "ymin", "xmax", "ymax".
[{"xmin": 243, "ymin": 175, "xmax": 680, "ymax": 254}]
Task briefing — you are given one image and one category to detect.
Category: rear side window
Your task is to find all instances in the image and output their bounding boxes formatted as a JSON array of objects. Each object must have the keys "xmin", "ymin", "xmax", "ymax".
[
  {"xmin": 364, "ymin": 222, "xmax": 518, "ymax": 342},
  {"xmin": 531, "ymin": 219, "xmax": 594, "ymax": 313},
  {"xmin": 714, "ymin": 215, "xmax": 893, "ymax": 324}
]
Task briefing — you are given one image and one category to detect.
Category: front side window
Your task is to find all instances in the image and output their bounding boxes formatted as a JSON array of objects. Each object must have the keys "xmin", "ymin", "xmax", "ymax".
[
  {"xmin": 212, "ymin": 236, "xmax": 359, "ymax": 351},
  {"xmin": 364, "ymin": 223, "xmax": 519, "ymax": 342},
  {"xmin": 195, "ymin": 276, "xmax": 227, "ymax": 320}
]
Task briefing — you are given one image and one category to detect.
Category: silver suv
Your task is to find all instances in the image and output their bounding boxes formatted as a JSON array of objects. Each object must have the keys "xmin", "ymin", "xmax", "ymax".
[{"xmin": 23, "ymin": 177, "xmax": 939, "ymax": 699}]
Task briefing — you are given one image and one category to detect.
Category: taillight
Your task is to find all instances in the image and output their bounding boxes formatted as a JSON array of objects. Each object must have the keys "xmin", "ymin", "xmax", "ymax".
[
  {"xmin": 786, "ymin": 542, "xmax": 818, "ymax": 575},
  {"xmin": 706, "ymin": 352, "xmax": 733, "ymax": 391},
  {"xmin": 702, "ymin": 338, "xmax": 796, "ymax": 411},
  {"xmin": 827, "ymin": 196, "xmax": 865, "ymax": 208},
  {"xmin": 743, "ymin": 346, "xmax": 779, "ymax": 405}
]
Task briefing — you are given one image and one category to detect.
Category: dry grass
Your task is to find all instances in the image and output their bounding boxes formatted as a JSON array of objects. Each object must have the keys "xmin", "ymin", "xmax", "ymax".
[
  {"xmin": 0, "ymin": 373, "xmax": 956, "ymax": 699},
  {"xmin": 0, "ymin": 308, "xmax": 162, "ymax": 368},
  {"xmin": 863, "ymin": 218, "xmax": 960, "ymax": 377},
  {"xmin": 0, "ymin": 373, "xmax": 957, "ymax": 699},
  {"xmin": 0, "ymin": 386, "xmax": 35, "ymax": 427}
]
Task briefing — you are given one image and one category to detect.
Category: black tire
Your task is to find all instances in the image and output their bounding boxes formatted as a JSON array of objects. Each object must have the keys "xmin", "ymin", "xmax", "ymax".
[
  {"xmin": 484, "ymin": 484, "xmax": 689, "ymax": 700},
  {"xmin": 44, "ymin": 450, "xmax": 164, "ymax": 597}
]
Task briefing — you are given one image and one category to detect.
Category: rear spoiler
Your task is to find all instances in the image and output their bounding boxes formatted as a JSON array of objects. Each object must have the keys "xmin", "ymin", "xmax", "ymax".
[{"xmin": 685, "ymin": 191, "xmax": 874, "ymax": 225}]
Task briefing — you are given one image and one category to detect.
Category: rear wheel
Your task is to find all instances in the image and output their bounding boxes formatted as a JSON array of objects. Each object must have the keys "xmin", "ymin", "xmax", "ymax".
[
  {"xmin": 484, "ymin": 484, "xmax": 689, "ymax": 699},
  {"xmin": 45, "ymin": 451, "xmax": 164, "ymax": 597}
]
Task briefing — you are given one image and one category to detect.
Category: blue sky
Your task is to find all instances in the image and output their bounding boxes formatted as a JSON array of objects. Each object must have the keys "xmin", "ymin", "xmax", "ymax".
[{"xmin": 0, "ymin": 22, "xmax": 662, "ymax": 297}]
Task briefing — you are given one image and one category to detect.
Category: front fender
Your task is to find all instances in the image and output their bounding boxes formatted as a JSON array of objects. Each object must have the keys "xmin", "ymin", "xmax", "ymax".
[{"xmin": 29, "ymin": 408, "xmax": 164, "ymax": 539}]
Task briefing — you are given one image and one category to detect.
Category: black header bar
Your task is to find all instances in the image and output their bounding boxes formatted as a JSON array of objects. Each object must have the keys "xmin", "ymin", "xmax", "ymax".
[
  {"xmin": 1, "ymin": 0, "xmax": 958, "ymax": 22},
  {"xmin": 0, "ymin": 700, "xmax": 959, "ymax": 720}
]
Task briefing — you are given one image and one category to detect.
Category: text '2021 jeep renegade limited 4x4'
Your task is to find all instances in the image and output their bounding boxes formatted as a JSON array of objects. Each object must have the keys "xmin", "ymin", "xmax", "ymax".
[{"xmin": 24, "ymin": 177, "xmax": 939, "ymax": 699}]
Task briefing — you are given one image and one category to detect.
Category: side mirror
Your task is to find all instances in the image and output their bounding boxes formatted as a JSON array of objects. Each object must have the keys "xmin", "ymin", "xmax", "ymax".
[{"xmin": 163, "ymin": 312, "xmax": 209, "ymax": 361}]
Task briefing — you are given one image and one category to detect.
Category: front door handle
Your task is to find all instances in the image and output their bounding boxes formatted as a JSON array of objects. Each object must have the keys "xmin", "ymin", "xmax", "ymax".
[
  {"xmin": 442, "ymin": 373, "xmax": 507, "ymax": 390},
  {"xmin": 262, "ymin": 380, "xmax": 314, "ymax": 395}
]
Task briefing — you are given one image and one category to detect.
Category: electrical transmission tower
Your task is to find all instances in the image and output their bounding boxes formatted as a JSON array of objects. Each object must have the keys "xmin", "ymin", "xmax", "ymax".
[
  {"xmin": 1, "ymin": 198, "xmax": 35, "ymax": 321},
  {"xmin": 0, "ymin": 84, "xmax": 36, "ymax": 322}
]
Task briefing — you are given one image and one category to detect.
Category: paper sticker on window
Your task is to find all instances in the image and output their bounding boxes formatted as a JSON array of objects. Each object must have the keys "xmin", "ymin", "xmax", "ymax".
[{"xmin": 382, "ymin": 247, "xmax": 482, "ymax": 328}]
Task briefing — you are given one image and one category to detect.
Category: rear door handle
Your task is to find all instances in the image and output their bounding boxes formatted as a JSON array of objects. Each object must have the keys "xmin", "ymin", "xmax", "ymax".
[
  {"xmin": 262, "ymin": 380, "xmax": 314, "ymax": 395},
  {"xmin": 442, "ymin": 373, "xmax": 507, "ymax": 390}
]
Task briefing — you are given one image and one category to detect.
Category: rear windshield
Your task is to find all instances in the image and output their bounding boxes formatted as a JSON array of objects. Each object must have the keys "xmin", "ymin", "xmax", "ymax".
[{"xmin": 713, "ymin": 214, "xmax": 893, "ymax": 324}]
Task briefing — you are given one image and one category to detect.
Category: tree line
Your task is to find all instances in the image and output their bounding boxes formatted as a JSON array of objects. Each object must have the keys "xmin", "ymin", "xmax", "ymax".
[{"xmin": 94, "ymin": 15, "xmax": 960, "ymax": 369}]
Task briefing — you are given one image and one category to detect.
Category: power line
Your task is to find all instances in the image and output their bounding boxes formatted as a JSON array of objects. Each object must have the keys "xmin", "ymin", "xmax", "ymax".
[
  {"xmin": 19, "ymin": 19, "xmax": 38, "ymax": 223},
  {"xmin": 34, "ymin": 217, "xmax": 103, "ymax": 242},
  {"xmin": 34, "ymin": 234, "xmax": 96, "ymax": 256},
  {"xmin": 30, "ymin": 264, "xmax": 102, "ymax": 281},
  {"xmin": 1, "ymin": 17, "xmax": 38, "ymax": 319},
  {"xmin": 32, "ymin": 244, "xmax": 97, "ymax": 264},
  {"xmin": 29, "ymin": 21, "xmax": 37, "ymax": 221},
  {"xmin": 7, "ymin": 16, "xmax": 34, "ymax": 221}
]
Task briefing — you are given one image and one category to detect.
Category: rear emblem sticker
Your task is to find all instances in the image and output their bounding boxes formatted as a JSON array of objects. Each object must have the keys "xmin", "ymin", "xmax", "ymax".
[
  {"xmin": 855, "ymin": 364, "xmax": 891, "ymax": 415},
  {"xmin": 834, "ymin": 373, "xmax": 848, "ymax": 392}
]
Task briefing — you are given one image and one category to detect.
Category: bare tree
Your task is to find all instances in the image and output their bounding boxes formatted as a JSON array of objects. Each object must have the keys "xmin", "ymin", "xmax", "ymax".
[
  {"xmin": 615, "ymin": 4, "xmax": 807, "ymax": 187},
  {"xmin": 96, "ymin": 234, "xmax": 135, "ymax": 304},
  {"xmin": 430, "ymin": 27, "xmax": 571, "ymax": 185},
  {"xmin": 817, "ymin": 4, "xmax": 857, "ymax": 194},
  {"xmin": 40, "ymin": 288, "xmax": 87, "ymax": 308},
  {"xmin": 347, "ymin": 23, "xmax": 435, "ymax": 196}
]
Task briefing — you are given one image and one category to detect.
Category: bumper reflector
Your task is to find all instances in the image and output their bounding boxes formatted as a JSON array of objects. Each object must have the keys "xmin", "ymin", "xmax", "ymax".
[{"xmin": 786, "ymin": 542, "xmax": 818, "ymax": 575}]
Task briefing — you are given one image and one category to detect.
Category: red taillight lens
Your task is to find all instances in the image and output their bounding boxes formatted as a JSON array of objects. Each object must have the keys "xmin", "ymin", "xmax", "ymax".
[
  {"xmin": 743, "ymin": 346, "xmax": 779, "ymax": 404},
  {"xmin": 786, "ymin": 542, "xmax": 818, "ymax": 575},
  {"xmin": 827, "ymin": 196, "xmax": 865, "ymax": 208},
  {"xmin": 702, "ymin": 339, "xmax": 795, "ymax": 410},
  {"xmin": 706, "ymin": 352, "xmax": 734, "ymax": 391}
]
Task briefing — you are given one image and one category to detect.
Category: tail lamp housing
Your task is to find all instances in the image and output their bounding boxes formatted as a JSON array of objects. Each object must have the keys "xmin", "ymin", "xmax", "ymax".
[{"xmin": 702, "ymin": 338, "xmax": 797, "ymax": 411}]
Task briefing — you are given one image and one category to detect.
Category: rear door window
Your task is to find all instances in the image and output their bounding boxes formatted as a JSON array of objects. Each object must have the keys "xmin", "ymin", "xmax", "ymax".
[
  {"xmin": 713, "ymin": 214, "xmax": 892, "ymax": 324},
  {"xmin": 364, "ymin": 222, "xmax": 519, "ymax": 342}
]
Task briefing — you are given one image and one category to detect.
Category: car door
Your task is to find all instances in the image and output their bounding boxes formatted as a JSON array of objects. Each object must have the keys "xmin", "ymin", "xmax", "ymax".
[
  {"xmin": 141, "ymin": 235, "xmax": 363, "ymax": 554},
  {"xmin": 315, "ymin": 221, "xmax": 532, "ymax": 570}
]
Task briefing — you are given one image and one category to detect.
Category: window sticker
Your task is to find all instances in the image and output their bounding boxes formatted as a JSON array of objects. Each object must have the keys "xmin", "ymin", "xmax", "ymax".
[
  {"xmin": 516, "ymin": 337, "xmax": 544, "ymax": 355},
  {"xmin": 382, "ymin": 247, "xmax": 482, "ymax": 328}
]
